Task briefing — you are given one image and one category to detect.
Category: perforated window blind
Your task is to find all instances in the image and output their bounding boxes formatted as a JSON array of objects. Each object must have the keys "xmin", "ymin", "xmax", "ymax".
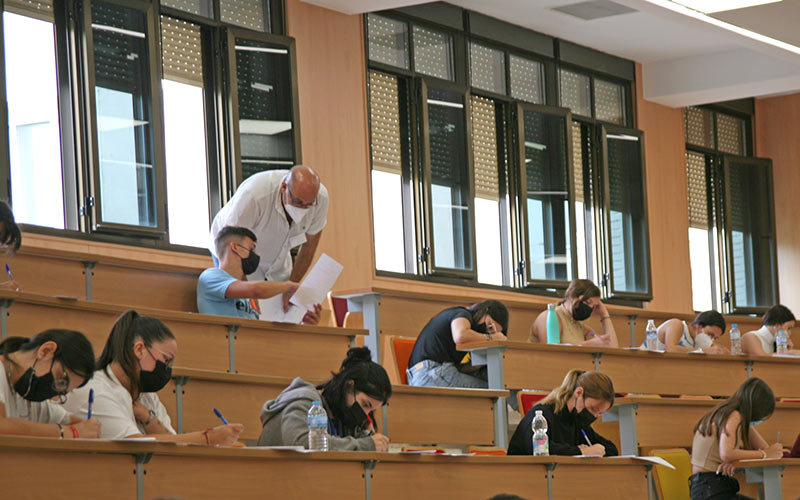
[
  {"xmin": 161, "ymin": 16, "xmax": 203, "ymax": 87},
  {"xmin": 716, "ymin": 113, "xmax": 745, "ymax": 156},
  {"xmin": 685, "ymin": 107, "xmax": 714, "ymax": 149},
  {"xmin": 160, "ymin": 0, "xmax": 212, "ymax": 19},
  {"xmin": 471, "ymin": 95, "xmax": 499, "ymax": 200},
  {"xmin": 559, "ymin": 69, "xmax": 590, "ymax": 118},
  {"xmin": 469, "ymin": 42, "xmax": 505, "ymax": 95},
  {"xmin": 572, "ymin": 121, "xmax": 584, "ymax": 203},
  {"xmin": 412, "ymin": 25, "xmax": 453, "ymax": 81},
  {"xmin": 593, "ymin": 79, "xmax": 625, "ymax": 125},
  {"xmin": 686, "ymin": 151, "xmax": 708, "ymax": 229},
  {"xmin": 509, "ymin": 55, "xmax": 544, "ymax": 104},
  {"xmin": 220, "ymin": 0, "xmax": 267, "ymax": 32},
  {"xmin": 369, "ymin": 71, "xmax": 403, "ymax": 175},
  {"xmin": 367, "ymin": 14, "xmax": 409, "ymax": 70},
  {"xmin": 5, "ymin": 0, "xmax": 52, "ymax": 21}
]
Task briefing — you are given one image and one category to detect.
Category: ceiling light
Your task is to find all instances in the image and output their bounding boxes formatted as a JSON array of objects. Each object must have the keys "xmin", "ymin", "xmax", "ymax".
[{"xmin": 670, "ymin": 0, "xmax": 781, "ymax": 14}]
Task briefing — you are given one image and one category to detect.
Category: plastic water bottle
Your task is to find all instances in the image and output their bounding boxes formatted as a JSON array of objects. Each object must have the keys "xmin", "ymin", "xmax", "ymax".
[
  {"xmin": 546, "ymin": 304, "xmax": 560, "ymax": 344},
  {"xmin": 729, "ymin": 324, "xmax": 742, "ymax": 355},
  {"xmin": 307, "ymin": 401, "xmax": 329, "ymax": 451},
  {"xmin": 532, "ymin": 410, "xmax": 549, "ymax": 456},
  {"xmin": 776, "ymin": 330, "xmax": 789, "ymax": 354},
  {"xmin": 645, "ymin": 320, "xmax": 658, "ymax": 351}
]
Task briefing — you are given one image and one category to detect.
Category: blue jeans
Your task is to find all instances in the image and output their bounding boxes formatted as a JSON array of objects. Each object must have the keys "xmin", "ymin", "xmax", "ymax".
[{"xmin": 406, "ymin": 360, "xmax": 488, "ymax": 389}]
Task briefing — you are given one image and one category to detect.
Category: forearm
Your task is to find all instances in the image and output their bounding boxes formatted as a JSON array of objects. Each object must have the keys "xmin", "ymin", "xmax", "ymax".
[
  {"xmin": 721, "ymin": 447, "xmax": 768, "ymax": 462},
  {"xmin": 0, "ymin": 418, "xmax": 62, "ymax": 438},
  {"xmin": 453, "ymin": 330, "xmax": 504, "ymax": 344},
  {"xmin": 143, "ymin": 419, "xmax": 172, "ymax": 435},
  {"xmin": 665, "ymin": 343, "xmax": 695, "ymax": 353},
  {"xmin": 255, "ymin": 281, "xmax": 290, "ymax": 299},
  {"xmin": 290, "ymin": 243, "xmax": 317, "ymax": 282},
  {"xmin": 600, "ymin": 318, "xmax": 619, "ymax": 347}
]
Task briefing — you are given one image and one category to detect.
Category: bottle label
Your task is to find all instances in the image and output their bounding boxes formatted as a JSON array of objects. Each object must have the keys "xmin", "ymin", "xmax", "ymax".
[
  {"xmin": 308, "ymin": 415, "xmax": 328, "ymax": 427},
  {"xmin": 533, "ymin": 439, "xmax": 548, "ymax": 455}
]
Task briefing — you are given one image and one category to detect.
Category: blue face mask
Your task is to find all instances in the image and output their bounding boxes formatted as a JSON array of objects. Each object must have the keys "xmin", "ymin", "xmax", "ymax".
[{"xmin": 750, "ymin": 419, "xmax": 763, "ymax": 426}]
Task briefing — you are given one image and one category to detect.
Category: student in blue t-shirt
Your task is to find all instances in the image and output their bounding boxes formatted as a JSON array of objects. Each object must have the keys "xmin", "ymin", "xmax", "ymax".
[{"xmin": 197, "ymin": 226, "xmax": 321, "ymax": 324}]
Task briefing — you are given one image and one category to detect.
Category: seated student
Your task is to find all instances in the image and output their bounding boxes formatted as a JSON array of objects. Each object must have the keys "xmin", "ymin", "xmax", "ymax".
[
  {"xmin": 530, "ymin": 279, "xmax": 618, "ymax": 347},
  {"xmin": 508, "ymin": 369, "xmax": 618, "ymax": 456},
  {"xmin": 690, "ymin": 377, "xmax": 783, "ymax": 499},
  {"xmin": 406, "ymin": 300, "xmax": 508, "ymax": 389},
  {"xmin": 257, "ymin": 347, "xmax": 391, "ymax": 451},
  {"xmin": 0, "ymin": 200, "xmax": 22, "ymax": 291},
  {"xmin": 197, "ymin": 226, "xmax": 320, "ymax": 324},
  {"xmin": 64, "ymin": 310, "xmax": 243, "ymax": 444},
  {"xmin": 0, "ymin": 329, "xmax": 100, "ymax": 438},
  {"xmin": 742, "ymin": 304, "xmax": 800, "ymax": 356},
  {"xmin": 641, "ymin": 311, "xmax": 728, "ymax": 353}
]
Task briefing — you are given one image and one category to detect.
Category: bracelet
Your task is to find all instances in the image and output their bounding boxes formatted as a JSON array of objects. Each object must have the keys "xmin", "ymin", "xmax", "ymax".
[
  {"xmin": 600, "ymin": 316, "xmax": 611, "ymax": 321},
  {"xmin": 141, "ymin": 409, "xmax": 157, "ymax": 427},
  {"xmin": 484, "ymin": 333, "xmax": 492, "ymax": 341},
  {"xmin": 68, "ymin": 424, "xmax": 79, "ymax": 439},
  {"xmin": 56, "ymin": 423, "xmax": 64, "ymax": 439},
  {"xmin": 202, "ymin": 428, "xmax": 211, "ymax": 445},
  {"xmin": 760, "ymin": 449, "xmax": 767, "ymax": 459}
]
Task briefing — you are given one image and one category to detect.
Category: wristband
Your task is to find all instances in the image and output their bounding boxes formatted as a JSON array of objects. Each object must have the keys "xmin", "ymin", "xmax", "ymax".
[
  {"xmin": 484, "ymin": 333, "xmax": 492, "ymax": 341},
  {"xmin": 68, "ymin": 424, "xmax": 79, "ymax": 439},
  {"xmin": 202, "ymin": 428, "xmax": 211, "ymax": 445},
  {"xmin": 600, "ymin": 316, "xmax": 611, "ymax": 321},
  {"xmin": 760, "ymin": 449, "xmax": 767, "ymax": 459},
  {"xmin": 56, "ymin": 423, "xmax": 64, "ymax": 439},
  {"xmin": 141, "ymin": 409, "xmax": 157, "ymax": 427}
]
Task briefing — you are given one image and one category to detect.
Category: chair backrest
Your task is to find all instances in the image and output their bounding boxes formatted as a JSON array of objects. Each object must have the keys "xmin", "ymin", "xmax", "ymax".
[
  {"xmin": 393, "ymin": 337, "xmax": 416, "ymax": 385},
  {"xmin": 651, "ymin": 448, "xmax": 691, "ymax": 500},
  {"xmin": 517, "ymin": 391, "xmax": 548, "ymax": 415},
  {"xmin": 327, "ymin": 292, "xmax": 348, "ymax": 327}
]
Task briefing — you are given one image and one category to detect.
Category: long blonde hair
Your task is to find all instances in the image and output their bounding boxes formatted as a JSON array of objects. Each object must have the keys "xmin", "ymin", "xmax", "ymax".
[{"xmin": 540, "ymin": 369, "xmax": 615, "ymax": 414}]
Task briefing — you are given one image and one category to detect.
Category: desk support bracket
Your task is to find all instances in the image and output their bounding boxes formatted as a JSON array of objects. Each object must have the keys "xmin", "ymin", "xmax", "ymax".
[
  {"xmin": 226, "ymin": 325, "xmax": 239, "ymax": 373},
  {"xmin": 746, "ymin": 361, "xmax": 753, "ymax": 378},
  {"xmin": 173, "ymin": 376, "xmax": 190, "ymax": 433},
  {"xmin": 345, "ymin": 293, "xmax": 382, "ymax": 363},
  {"xmin": 593, "ymin": 352, "xmax": 602, "ymax": 372},
  {"xmin": 134, "ymin": 452, "xmax": 153, "ymax": 500},
  {"xmin": 81, "ymin": 261, "xmax": 96, "ymax": 301},
  {"xmin": 0, "ymin": 298, "xmax": 14, "ymax": 339},
  {"xmin": 602, "ymin": 402, "xmax": 639, "ymax": 455},
  {"xmin": 363, "ymin": 460, "xmax": 378, "ymax": 500},
  {"xmin": 546, "ymin": 463, "xmax": 558, "ymax": 500},
  {"xmin": 628, "ymin": 315, "xmax": 637, "ymax": 347}
]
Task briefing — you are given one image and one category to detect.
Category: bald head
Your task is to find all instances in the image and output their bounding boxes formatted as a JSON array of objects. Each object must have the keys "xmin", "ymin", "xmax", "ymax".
[{"xmin": 284, "ymin": 165, "xmax": 320, "ymax": 206}]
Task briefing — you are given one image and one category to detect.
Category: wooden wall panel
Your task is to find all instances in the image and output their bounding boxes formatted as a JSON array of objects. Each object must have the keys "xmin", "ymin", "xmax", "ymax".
[
  {"xmin": 755, "ymin": 94, "xmax": 800, "ymax": 314},
  {"xmin": 286, "ymin": 0, "xmax": 374, "ymax": 291}
]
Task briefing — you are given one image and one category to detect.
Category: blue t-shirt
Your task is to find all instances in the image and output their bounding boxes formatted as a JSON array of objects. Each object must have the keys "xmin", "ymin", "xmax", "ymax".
[{"xmin": 197, "ymin": 268, "xmax": 259, "ymax": 320}]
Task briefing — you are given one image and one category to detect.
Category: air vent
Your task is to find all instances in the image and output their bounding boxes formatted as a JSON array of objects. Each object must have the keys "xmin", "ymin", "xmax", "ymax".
[{"xmin": 552, "ymin": 0, "xmax": 637, "ymax": 20}]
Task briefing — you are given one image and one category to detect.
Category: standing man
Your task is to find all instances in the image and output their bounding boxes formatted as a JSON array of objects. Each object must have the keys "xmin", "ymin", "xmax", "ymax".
[{"xmin": 209, "ymin": 165, "xmax": 329, "ymax": 282}]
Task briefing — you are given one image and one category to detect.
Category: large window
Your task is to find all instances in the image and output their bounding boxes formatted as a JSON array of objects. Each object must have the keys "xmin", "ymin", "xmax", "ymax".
[
  {"xmin": 685, "ymin": 105, "xmax": 776, "ymax": 314},
  {"xmin": 366, "ymin": 10, "xmax": 649, "ymax": 299}
]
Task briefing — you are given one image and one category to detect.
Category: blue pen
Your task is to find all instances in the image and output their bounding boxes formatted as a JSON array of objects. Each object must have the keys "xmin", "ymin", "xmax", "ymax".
[
  {"xmin": 5, "ymin": 263, "xmax": 13, "ymax": 282},
  {"xmin": 580, "ymin": 429, "xmax": 592, "ymax": 446},
  {"xmin": 87, "ymin": 389, "xmax": 95, "ymax": 419},
  {"xmin": 213, "ymin": 407, "xmax": 229, "ymax": 425}
]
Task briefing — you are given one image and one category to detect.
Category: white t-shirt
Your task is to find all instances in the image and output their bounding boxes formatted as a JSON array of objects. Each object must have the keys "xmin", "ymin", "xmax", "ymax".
[
  {"xmin": 63, "ymin": 367, "xmax": 175, "ymax": 439},
  {"xmin": 748, "ymin": 325, "xmax": 775, "ymax": 355},
  {"xmin": 208, "ymin": 170, "xmax": 329, "ymax": 281},
  {"xmin": 0, "ymin": 361, "xmax": 72, "ymax": 424},
  {"xmin": 654, "ymin": 320, "xmax": 713, "ymax": 350}
]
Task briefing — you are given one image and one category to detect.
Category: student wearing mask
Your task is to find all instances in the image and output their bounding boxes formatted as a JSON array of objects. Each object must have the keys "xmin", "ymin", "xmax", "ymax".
[
  {"xmin": 0, "ymin": 329, "xmax": 100, "ymax": 438},
  {"xmin": 406, "ymin": 300, "xmax": 509, "ymax": 389},
  {"xmin": 508, "ymin": 369, "xmax": 618, "ymax": 456},
  {"xmin": 530, "ymin": 279, "xmax": 618, "ymax": 347},
  {"xmin": 742, "ymin": 304, "xmax": 800, "ymax": 356},
  {"xmin": 641, "ymin": 311, "xmax": 728, "ymax": 353},
  {"xmin": 257, "ymin": 347, "xmax": 391, "ymax": 451},
  {"xmin": 197, "ymin": 226, "xmax": 320, "ymax": 324},
  {"xmin": 65, "ymin": 310, "xmax": 243, "ymax": 444},
  {"xmin": 690, "ymin": 378, "xmax": 783, "ymax": 499},
  {"xmin": 208, "ymin": 165, "xmax": 328, "ymax": 283}
]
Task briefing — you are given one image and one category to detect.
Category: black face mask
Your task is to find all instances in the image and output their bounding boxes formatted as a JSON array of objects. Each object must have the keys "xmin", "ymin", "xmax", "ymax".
[
  {"xmin": 139, "ymin": 359, "xmax": 172, "ymax": 393},
  {"xmin": 240, "ymin": 249, "xmax": 261, "ymax": 275},
  {"xmin": 341, "ymin": 400, "xmax": 368, "ymax": 430},
  {"xmin": 572, "ymin": 301, "xmax": 593, "ymax": 321},
  {"xmin": 574, "ymin": 395, "xmax": 597, "ymax": 426},
  {"xmin": 14, "ymin": 359, "xmax": 60, "ymax": 402},
  {"xmin": 473, "ymin": 322, "xmax": 488, "ymax": 334}
]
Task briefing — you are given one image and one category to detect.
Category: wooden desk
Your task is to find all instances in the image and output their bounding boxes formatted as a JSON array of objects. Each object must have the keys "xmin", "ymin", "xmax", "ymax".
[
  {"xmin": 733, "ymin": 458, "xmax": 800, "ymax": 500},
  {"xmin": 0, "ymin": 436, "xmax": 655, "ymax": 500}
]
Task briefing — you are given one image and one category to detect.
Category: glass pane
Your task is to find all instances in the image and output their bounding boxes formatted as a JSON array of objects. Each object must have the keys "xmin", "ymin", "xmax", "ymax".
[
  {"xmin": 161, "ymin": 18, "xmax": 209, "ymax": 248},
  {"xmin": 221, "ymin": 0, "xmax": 268, "ymax": 32},
  {"xmin": 160, "ymin": 0, "xmax": 212, "ymax": 18},
  {"xmin": 413, "ymin": 25, "xmax": 453, "ymax": 81},
  {"xmin": 606, "ymin": 131, "xmax": 648, "ymax": 294},
  {"xmin": 559, "ymin": 69, "xmax": 590, "ymax": 117},
  {"xmin": 685, "ymin": 107, "xmax": 714, "ymax": 149},
  {"xmin": 522, "ymin": 109, "xmax": 572, "ymax": 282},
  {"xmin": 572, "ymin": 120, "xmax": 595, "ymax": 281},
  {"xmin": 367, "ymin": 14, "xmax": 409, "ymax": 70},
  {"xmin": 469, "ymin": 42, "xmax": 505, "ymax": 95},
  {"xmin": 686, "ymin": 151, "xmax": 713, "ymax": 311},
  {"xmin": 427, "ymin": 88, "xmax": 472, "ymax": 271},
  {"xmin": 716, "ymin": 113, "xmax": 745, "ymax": 155},
  {"xmin": 728, "ymin": 160, "xmax": 776, "ymax": 309},
  {"xmin": 509, "ymin": 55, "xmax": 544, "ymax": 104},
  {"xmin": 593, "ymin": 78, "xmax": 625, "ymax": 125},
  {"xmin": 4, "ymin": 12, "xmax": 64, "ymax": 229},
  {"xmin": 235, "ymin": 39, "xmax": 294, "ymax": 179},
  {"xmin": 471, "ymin": 95, "xmax": 502, "ymax": 285},
  {"xmin": 92, "ymin": 2, "xmax": 156, "ymax": 227}
]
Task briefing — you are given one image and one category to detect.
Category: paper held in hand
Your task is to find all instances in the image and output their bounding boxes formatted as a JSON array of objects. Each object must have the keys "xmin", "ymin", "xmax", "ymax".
[{"xmin": 259, "ymin": 253, "xmax": 343, "ymax": 324}]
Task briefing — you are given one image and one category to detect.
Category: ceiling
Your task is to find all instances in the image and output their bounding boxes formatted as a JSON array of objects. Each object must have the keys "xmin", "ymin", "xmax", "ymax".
[{"xmin": 301, "ymin": 0, "xmax": 800, "ymax": 107}]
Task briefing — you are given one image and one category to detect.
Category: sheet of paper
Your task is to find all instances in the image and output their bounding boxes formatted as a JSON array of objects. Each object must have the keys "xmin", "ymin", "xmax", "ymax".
[
  {"xmin": 112, "ymin": 437, "xmax": 158, "ymax": 442},
  {"xmin": 610, "ymin": 455, "xmax": 676, "ymax": 470},
  {"xmin": 247, "ymin": 445, "xmax": 305, "ymax": 451},
  {"xmin": 259, "ymin": 294, "xmax": 306, "ymax": 324},
  {"xmin": 289, "ymin": 253, "xmax": 343, "ymax": 310}
]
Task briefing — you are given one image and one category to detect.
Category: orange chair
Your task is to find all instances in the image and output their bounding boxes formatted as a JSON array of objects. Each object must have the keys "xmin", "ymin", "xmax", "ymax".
[
  {"xmin": 393, "ymin": 337, "xmax": 416, "ymax": 385},
  {"xmin": 517, "ymin": 391, "xmax": 549, "ymax": 415}
]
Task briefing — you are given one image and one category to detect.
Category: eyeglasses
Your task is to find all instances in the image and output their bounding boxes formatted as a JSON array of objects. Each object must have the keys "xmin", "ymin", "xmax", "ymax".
[
  {"xmin": 286, "ymin": 185, "xmax": 317, "ymax": 209},
  {"xmin": 52, "ymin": 365, "xmax": 70, "ymax": 404},
  {"xmin": 146, "ymin": 346, "xmax": 175, "ymax": 368}
]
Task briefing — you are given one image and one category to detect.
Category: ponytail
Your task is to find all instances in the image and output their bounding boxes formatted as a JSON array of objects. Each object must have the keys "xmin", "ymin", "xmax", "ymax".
[
  {"xmin": 97, "ymin": 310, "xmax": 175, "ymax": 396},
  {"xmin": 539, "ymin": 369, "xmax": 615, "ymax": 413},
  {"xmin": 0, "ymin": 330, "xmax": 95, "ymax": 385}
]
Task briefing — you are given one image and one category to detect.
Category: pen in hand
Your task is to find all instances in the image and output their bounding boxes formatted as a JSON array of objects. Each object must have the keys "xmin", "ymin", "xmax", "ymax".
[
  {"xmin": 87, "ymin": 389, "xmax": 94, "ymax": 420},
  {"xmin": 5, "ymin": 263, "xmax": 13, "ymax": 282},
  {"xmin": 581, "ymin": 429, "xmax": 592, "ymax": 446},
  {"xmin": 213, "ymin": 407, "xmax": 229, "ymax": 425}
]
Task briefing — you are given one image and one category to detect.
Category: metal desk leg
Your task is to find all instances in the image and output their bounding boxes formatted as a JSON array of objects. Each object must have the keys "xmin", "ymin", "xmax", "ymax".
[
  {"xmin": 472, "ymin": 347, "xmax": 508, "ymax": 448},
  {"xmin": 745, "ymin": 465, "xmax": 784, "ymax": 500},
  {"xmin": 602, "ymin": 403, "xmax": 639, "ymax": 456},
  {"xmin": 346, "ymin": 293, "xmax": 382, "ymax": 363}
]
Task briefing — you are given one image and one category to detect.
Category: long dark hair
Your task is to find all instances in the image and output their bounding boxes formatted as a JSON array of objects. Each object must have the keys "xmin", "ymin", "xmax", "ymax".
[
  {"xmin": 0, "ymin": 201, "xmax": 21, "ymax": 253},
  {"xmin": 560, "ymin": 279, "xmax": 601, "ymax": 305},
  {"xmin": 467, "ymin": 300, "xmax": 509, "ymax": 334},
  {"xmin": 692, "ymin": 310, "xmax": 725, "ymax": 331},
  {"xmin": 317, "ymin": 347, "xmax": 392, "ymax": 436},
  {"xmin": 97, "ymin": 310, "xmax": 175, "ymax": 397},
  {"xmin": 0, "ymin": 329, "xmax": 95, "ymax": 386},
  {"xmin": 694, "ymin": 377, "xmax": 775, "ymax": 450}
]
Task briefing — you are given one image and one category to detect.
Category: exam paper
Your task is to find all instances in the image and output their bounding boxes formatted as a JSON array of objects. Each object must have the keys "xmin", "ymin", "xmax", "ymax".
[
  {"xmin": 259, "ymin": 295, "xmax": 306, "ymax": 324},
  {"xmin": 610, "ymin": 455, "xmax": 676, "ymax": 469}
]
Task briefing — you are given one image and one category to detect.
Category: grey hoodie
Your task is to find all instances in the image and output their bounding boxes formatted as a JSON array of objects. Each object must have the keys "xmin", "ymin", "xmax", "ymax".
[{"xmin": 256, "ymin": 377, "xmax": 376, "ymax": 451}]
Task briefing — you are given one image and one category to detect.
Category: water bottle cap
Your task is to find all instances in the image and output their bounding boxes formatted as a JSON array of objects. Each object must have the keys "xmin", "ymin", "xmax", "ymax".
[
  {"xmin": 312, "ymin": 400, "xmax": 321, "ymax": 405},
  {"xmin": 535, "ymin": 410, "xmax": 543, "ymax": 416},
  {"xmin": 548, "ymin": 304, "xmax": 555, "ymax": 309},
  {"xmin": 731, "ymin": 324, "xmax": 738, "ymax": 328},
  {"xmin": 779, "ymin": 330, "xmax": 786, "ymax": 334}
]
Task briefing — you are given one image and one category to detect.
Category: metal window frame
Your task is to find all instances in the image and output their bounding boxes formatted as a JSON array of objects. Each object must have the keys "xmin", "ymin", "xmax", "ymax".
[{"xmin": 515, "ymin": 102, "xmax": 578, "ymax": 290}]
